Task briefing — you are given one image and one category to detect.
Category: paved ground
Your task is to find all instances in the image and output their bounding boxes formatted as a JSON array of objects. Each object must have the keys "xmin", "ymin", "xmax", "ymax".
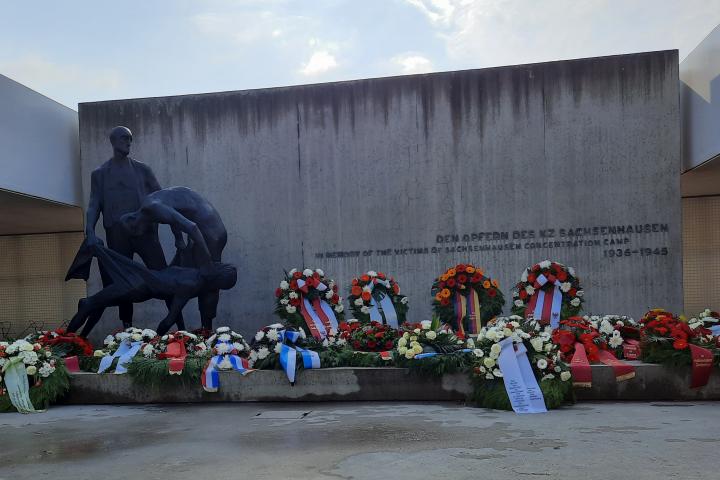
[{"xmin": 0, "ymin": 401, "xmax": 717, "ymax": 479}]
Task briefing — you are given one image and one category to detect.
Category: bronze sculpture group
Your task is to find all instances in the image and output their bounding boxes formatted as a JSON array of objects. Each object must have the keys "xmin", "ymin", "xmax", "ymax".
[{"xmin": 66, "ymin": 126, "xmax": 236, "ymax": 336}]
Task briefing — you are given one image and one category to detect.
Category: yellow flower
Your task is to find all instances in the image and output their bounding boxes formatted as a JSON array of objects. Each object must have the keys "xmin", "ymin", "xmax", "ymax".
[{"xmin": 482, "ymin": 280, "xmax": 491, "ymax": 289}]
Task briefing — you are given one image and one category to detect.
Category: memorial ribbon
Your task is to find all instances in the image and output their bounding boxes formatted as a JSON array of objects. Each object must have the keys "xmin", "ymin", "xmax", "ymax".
[
  {"xmin": 596, "ymin": 349, "xmax": 635, "ymax": 382},
  {"xmin": 201, "ymin": 341, "xmax": 252, "ymax": 393},
  {"xmin": 366, "ymin": 279, "xmax": 399, "ymax": 329},
  {"xmin": 496, "ymin": 338, "xmax": 546, "ymax": 414},
  {"xmin": 414, "ymin": 348, "xmax": 472, "ymax": 359},
  {"xmin": 454, "ymin": 292, "xmax": 468, "ymax": 338},
  {"xmin": 297, "ymin": 279, "xmax": 338, "ymax": 339},
  {"xmin": 689, "ymin": 344, "xmax": 714, "ymax": 388},
  {"xmin": 64, "ymin": 356, "xmax": 80, "ymax": 373},
  {"xmin": 514, "ymin": 343, "xmax": 547, "ymax": 413},
  {"xmin": 277, "ymin": 329, "xmax": 320, "ymax": 384},
  {"xmin": 157, "ymin": 338, "xmax": 188, "ymax": 375},
  {"xmin": 569, "ymin": 342, "xmax": 592, "ymax": 388},
  {"xmin": 2, "ymin": 357, "xmax": 43, "ymax": 414},
  {"xmin": 98, "ymin": 340, "xmax": 142, "ymax": 374},
  {"xmin": 466, "ymin": 289, "xmax": 482, "ymax": 335},
  {"xmin": 526, "ymin": 274, "xmax": 563, "ymax": 328}
]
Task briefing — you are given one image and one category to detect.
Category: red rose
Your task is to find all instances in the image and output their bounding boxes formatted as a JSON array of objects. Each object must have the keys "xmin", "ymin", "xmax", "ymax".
[
  {"xmin": 440, "ymin": 298, "xmax": 450, "ymax": 306},
  {"xmin": 457, "ymin": 274, "xmax": 468, "ymax": 284},
  {"xmin": 275, "ymin": 288, "xmax": 283, "ymax": 298},
  {"xmin": 519, "ymin": 289, "xmax": 528, "ymax": 299},
  {"xmin": 367, "ymin": 340, "xmax": 377, "ymax": 349},
  {"xmin": 456, "ymin": 264, "xmax": 466, "ymax": 273},
  {"xmin": 471, "ymin": 274, "xmax": 482, "ymax": 283},
  {"xmin": 446, "ymin": 278, "xmax": 456, "ymax": 288},
  {"xmin": 438, "ymin": 281, "xmax": 446, "ymax": 289},
  {"xmin": 290, "ymin": 298, "xmax": 301, "ymax": 307},
  {"xmin": 557, "ymin": 271, "xmax": 568, "ymax": 281},
  {"xmin": 569, "ymin": 288, "xmax": 577, "ymax": 297},
  {"xmin": 353, "ymin": 341, "xmax": 361, "ymax": 349},
  {"xmin": 527, "ymin": 274, "xmax": 536, "ymax": 283},
  {"xmin": 293, "ymin": 271, "xmax": 302, "ymax": 279},
  {"xmin": 332, "ymin": 294, "xmax": 340, "ymax": 304},
  {"xmin": 378, "ymin": 272, "xmax": 386, "ymax": 280},
  {"xmin": 313, "ymin": 272, "xmax": 320, "ymax": 279},
  {"xmin": 384, "ymin": 341, "xmax": 394, "ymax": 350},
  {"xmin": 289, "ymin": 280, "xmax": 298, "ymax": 290}
]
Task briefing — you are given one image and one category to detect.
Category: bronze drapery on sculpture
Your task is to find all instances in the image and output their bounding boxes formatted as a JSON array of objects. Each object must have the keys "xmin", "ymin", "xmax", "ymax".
[{"xmin": 66, "ymin": 126, "xmax": 235, "ymax": 336}]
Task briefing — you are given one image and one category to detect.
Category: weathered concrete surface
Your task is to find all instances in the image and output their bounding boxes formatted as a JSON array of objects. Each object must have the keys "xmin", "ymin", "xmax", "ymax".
[
  {"xmin": 61, "ymin": 363, "xmax": 720, "ymax": 404},
  {"xmin": 78, "ymin": 51, "xmax": 682, "ymax": 339},
  {"xmin": 1, "ymin": 402, "xmax": 718, "ymax": 480}
]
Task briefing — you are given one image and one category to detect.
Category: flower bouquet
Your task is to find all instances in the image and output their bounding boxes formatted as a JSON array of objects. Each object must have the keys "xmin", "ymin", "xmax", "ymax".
[
  {"xmin": 125, "ymin": 330, "xmax": 210, "ymax": 385},
  {"xmin": 431, "ymin": 263, "xmax": 505, "ymax": 337},
  {"xmin": 26, "ymin": 328, "xmax": 94, "ymax": 358},
  {"xmin": 511, "ymin": 260, "xmax": 583, "ymax": 326},
  {"xmin": 585, "ymin": 315, "xmax": 639, "ymax": 359},
  {"xmin": 1, "ymin": 339, "xmax": 69, "ymax": 413},
  {"xmin": 347, "ymin": 271, "xmax": 408, "ymax": 327},
  {"xmin": 275, "ymin": 268, "xmax": 344, "ymax": 339},
  {"xmin": 93, "ymin": 327, "xmax": 157, "ymax": 374},
  {"xmin": 202, "ymin": 327, "xmax": 253, "ymax": 392},
  {"xmin": 249, "ymin": 324, "xmax": 324, "ymax": 384},
  {"xmin": 469, "ymin": 316, "xmax": 573, "ymax": 410},
  {"xmin": 340, "ymin": 320, "xmax": 397, "ymax": 353},
  {"xmin": 639, "ymin": 309, "xmax": 715, "ymax": 366}
]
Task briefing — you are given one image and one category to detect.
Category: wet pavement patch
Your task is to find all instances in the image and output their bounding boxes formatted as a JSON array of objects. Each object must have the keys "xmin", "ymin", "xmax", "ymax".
[{"xmin": 254, "ymin": 410, "xmax": 312, "ymax": 419}]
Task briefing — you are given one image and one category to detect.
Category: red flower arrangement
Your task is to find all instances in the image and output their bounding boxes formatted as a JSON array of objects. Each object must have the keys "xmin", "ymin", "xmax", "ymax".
[
  {"xmin": 640, "ymin": 309, "xmax": 711, "ymax": 351},
  {"xmin": 552, "ymin": 317, "xmax": 606, "ymax": 362},
  {"xmin": 33, "ymin": 328, "xmax": 94, "ymax": 357},
  {"xmin": 338, "ymin": 320, "xmax": 397, "ymax": 352}
]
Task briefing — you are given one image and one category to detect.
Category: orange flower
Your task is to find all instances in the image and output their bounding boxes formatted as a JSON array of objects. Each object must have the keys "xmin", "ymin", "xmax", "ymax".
[
  {"xmin": 360, "ymin": 274, "xmax": 370, "ymax": 283},
  {"xmin": 435, "ymin": 293, "xmax": 443, "ymax": 302},
  {"xmin": 440, "ymin": 274, "xmax": 449, "ymax": 282},
  {"xmin": 352, "ymin": 278, "xmax": 359, "ymax": 286},
  {"xmin": 440, "ymin": 288, "xmax": 451, "ymax": 298},
  {"xmin": 351, "ymin": 285, "xmax": 362, "ymax": 296},
  {"xmin": 361, "ymin": 291, "xmax": 372, "ymax": 302},
  {"xmin": 476, "ymin": 269, "xmax": 484, "ymax": 276},
  {"xmin": 465, "ymin": 266, "xmax": 475, "ymax": 274},
  {"xmin": 447, "ymin": 268, "xmax": 457, "ymax": 277},
  {"xmin": 482, "ymin": 280, "xmax": 491, "ymax": 289},
  {"xmin": 491, "ymin": 279, "xmax": 499, "ymax": 288}
]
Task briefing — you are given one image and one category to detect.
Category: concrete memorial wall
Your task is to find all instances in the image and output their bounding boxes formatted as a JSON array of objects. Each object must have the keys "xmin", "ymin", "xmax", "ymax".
[{"xmin": 78, "ymin": 50, "xmax": 682, "ymax": 338}]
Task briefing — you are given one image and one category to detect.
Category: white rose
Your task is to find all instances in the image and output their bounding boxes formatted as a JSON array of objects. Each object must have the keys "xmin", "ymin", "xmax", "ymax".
[
  {"xmin": 525, "ymin": 285, "xmax": 535, "ymax": 296},
  {"xmin": 539, "ymin": 260, "xmax": 551, "ymax": 269},
  {"xmin": 218, "ymin": 334, "xmax": 231, "ymax": 342},
  {"xmin": 493, "ymin": 368, "xmax": 504, "ymax": 378},
  {"xmin": 486, "ymin": 329, "xmax": 498, "ymax": 341},
  {"xmin": 354, "ymin": 298, "xmax": 364, "ymax": 306},
  {"xmin": 398, "ymin": 337, "xmax": 407, "ymax": 347},
  {"xmin": 465, "ymin": 338, "xmax": 475, "ymax": 348},
  {"xmin": 325, "ymin": 291, "xmax": 334, "ymax": 300},
  {"xmin": 599, "ymin": 321, "xmax": 614, "ymax": 335},
  {"xmin": 255, "ymin": 331, "xmax": 265, "ymax": 341},
  {"xmin": 360, "ymin": 306, "xmax": 370, "ymax": 314},
  {"xmin": 530, "ymin": 338, "xmax": 544, "ymax": 352},
  {"xmin": 420, "ymin": 320, "xmax": 431, "ymax": 330},
  {"xmin": 413, "ymin": 328, "xmax": 421, "ymax": 334},
  {"xmin": 280, "ymin": 298, "xmax": 289, "ymax": 305},
  {"xmin": 485, "ymin": 373, "xmax": 495, "ymax": 380},
  {"xmin": 544, "ymin": 343, "xmax": 553, "ymax": 353},
  {"xmin": 289, "ymin": 292, "xmax": 299, "ymax": 300},
  {"xmin": 570, "ymin": 298, "xmax": 581, "ymax": 307},
  {"xmin": 315, "ymin": 269, "xmax": 324, "ymax": 276},
  {"xmin": 286, "ymin": 305, "xmax": 297, "ymax": 314},
  {"xmin": 426, "ymin": 331, "xmax": 437, "ymax": 340},
  {"xmin": 131, "ymin": 334, "xmax": 142, "ymax": 342},
  {"xmin": 24, "ymin": 365, "xmax": 38, "ymax": 376},
  {"xmin": 413, "ymin": 343, "xmax": 423, "ymax": 354},
  {"xmin": 93, "ymin": 350, "xmax": 106, "ymax": 357},
  {"xmin": 560, "ymin": 282, "xmax": 571, "ymax": 293},
  {"xmin": 232, "ymin": 342, "xmax": 245, "ymax": 352},
  {"xmin": 398, "ymin": 346, "xmax": 408, "ymax": 355},
  {"xmin": 483, "ymin": 357, "xmax": 496, "ymax": 368},
  {"xmin": 280, "ymin": 280, "xmax": 289, "ymax": 290},
  {"xmin": 536, "ymin": 359, "xmax": 548, "ymax": 369},
  {"xmin": 503, "ymin": 328, "xmax": 512, "ymax": 337},
  {"xmin": 404, "ymin": 349, "xmax": 415, "ymax": 359},
  {"xmin": 514, "ymin": 299, "xmax": 524, "ymax": 307},
  {"xmin": 335, "ymin": 304, "xmax": 344, "ymax": 313},
  {"xmin": 561, "ymin": 371, "xmax": 572, "ymax": 382},
  {"xmin": 490, "ymin": 343, "xmax": 502, "ymax": 355},
  {"xmin": 303, "ymin": 269, "xmax": 313, "ymax": 277}
]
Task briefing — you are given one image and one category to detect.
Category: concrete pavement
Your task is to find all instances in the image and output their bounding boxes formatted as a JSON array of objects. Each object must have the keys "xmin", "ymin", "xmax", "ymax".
[{"xmin": 1, "ymin": 401, "xmax": 717, "ymax": 479}]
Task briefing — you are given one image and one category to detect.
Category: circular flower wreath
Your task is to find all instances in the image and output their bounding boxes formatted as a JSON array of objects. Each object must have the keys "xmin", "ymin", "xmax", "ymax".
[
  {"xmin": 275, "ymin": 268, "xmax": 345, "ymax": 334},
  {"xmin": 511, "ymin": 260, "xmax": 584, "ymax": 320},
  {"xmin": 431, "ymin": 263, "xmax": 505, "ymax": 335},
  {"xmin": 143, "ymin": 330, "xmax": 209, "ymax": 359},
  {"xmin": 348, "ymin": 270, "xmax": 408, "ymax": 325},
  {"xmin": 28, "ymin": 328, "xmax": 94, "ymax": 357}
]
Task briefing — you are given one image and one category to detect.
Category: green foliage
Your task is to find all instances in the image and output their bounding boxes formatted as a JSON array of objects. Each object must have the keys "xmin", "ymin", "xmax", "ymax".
[
  {"xmin": 396, "ymin": 351, "xmax": 473, "ymax": 377},
  {"xmin": 469, "ymin": 376, "xmax": 574, "ymax": 411},
  {"xmin": 0, "ymin": 362, "xmax": 71, "ymax": 413},
  {"xmin": 125, "ymin": 356, "xmax": 207, "ymax": 388},
  {"xmin": 79, "ymin": 355, "xmax": 103, "ymax": 372}
]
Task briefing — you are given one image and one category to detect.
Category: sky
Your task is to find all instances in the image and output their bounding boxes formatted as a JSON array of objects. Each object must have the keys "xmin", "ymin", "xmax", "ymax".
[{"xmin": 1, "ymin": 0, "xmax": 719, "ymax": 110}]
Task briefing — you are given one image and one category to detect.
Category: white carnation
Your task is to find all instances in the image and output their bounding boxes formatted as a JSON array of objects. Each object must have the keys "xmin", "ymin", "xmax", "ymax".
[
  {"xmin": 525, "ymin": 285, "xmax": 535, "ymax": 295},
  {"xmin": 360, "ymin": 306, "xmax": 370, "ymax": 314},
  {"xmin": 218, "ymin": 333, "xmax": 231, "ymax": 342},
  {"xmin": 560, "ymin": 282, "xmax": 571, "ymax": 293},
  {"xmin": 473, "ymin": 349, "xmax": 484, "ymax": 358},
  {"xmin": 255, "ymin": 331, "xmax": 265, "ymax": 341},
  {"xmin": 289, "ymin": 292, "xmax": 299, "ymax": 299},
  {"xmin": 286, "ymin": 305, "xmax": 297, "ymax": 314},
  {"xmin": 131, "ymin": 333, "xmax": 142, "ymax": 342},
  {"xmin": 267, "ymin": 329, "xmax": 279, "ymax": 341},
  {"xmin": 536, "ymin": 359, "xmax": 548, "ymax": 369},
  {"xmin": 142, "ymin": 329, "xmax": 157, "ymax": 339},
  {"xmin": 335, "ymin": 304, "xmax": 344, "ymax": 313},
  {"xmin": 570, "ymin": 298, "xmax": 581, "ymax": 307},
  {"xmin": 609, "ymin": 336, "xmax": 623, "ymax": 348},
  {"xmin": 25, "ymin": 365, "xmax": 37, "ymax": 375},
  {"xmin": 315, "ymin": 269, "xmax": 324, "ymax": 276},
  {"xmin": 561, "ymin": 371, "xmax": 572, "ymax": 381},
  {"xmin": 39, "ymin": 363, "xmax": 55, "ymax": 377},
  {"xmin": 232, "ymin": 342, "xmax": 245, "ymax": 352},
  {"xmin": 539, "ymin": 260, "xmax": 551, "ymax": 269},
  {"xmin": 280, "ymin": 280, "xmax": 289, "ymax": 290},
  {"xmin": 257, "ymin": 347, "xmax": 270, "ymax": 360},
  {"xmin": 354, "ymin": 298, "xmax": 364, "ymax": 306},
  {"xmin": 325, "ymin": 291, "xmax": 334, "ymax": 300},
  {"xmin": 514, "ymin": 299, "xmax": 524, "ymax": 307},
  {"xmin": 280, "ymin": 298, "xmax": 289, "ymax": 305}
]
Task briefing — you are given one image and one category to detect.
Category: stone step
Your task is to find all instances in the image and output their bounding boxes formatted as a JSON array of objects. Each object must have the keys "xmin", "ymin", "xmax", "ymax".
[{"xmin": 62, "ymin": 362, "xmax": 720, "ymax": 404}]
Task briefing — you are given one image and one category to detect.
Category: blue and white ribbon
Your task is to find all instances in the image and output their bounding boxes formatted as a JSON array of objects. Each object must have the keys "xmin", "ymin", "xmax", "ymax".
[
  {"xmin": 367, "ymin": 279, "xmax": 399, "ymax": 329},
  {"xmin": 414, "ymin": 348, "xmax": 472, "ymax": 359},
  {"xmin": 98, "ymin": 340, "xmax": 142, "ymax": 374},
  {"xmin": 278, "ymin": 329, "xmax": 321, "ymax": 384},
  {"xmin": 202, "ymin": 341, "xmax": 252, "ymax": 393}
]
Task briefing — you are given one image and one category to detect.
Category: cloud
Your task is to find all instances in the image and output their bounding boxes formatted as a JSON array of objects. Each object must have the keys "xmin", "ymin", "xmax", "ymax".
[
  {"xmin": 403, "ymin": 0, "xmax": 457, "ymax": 26},
  {"xmin": 0, "ymin": 55, "xmax": 122, "ymax": 108},
  {"xmin": 392, "ymin": 53, "xmax": 434, "ymax": 74},
  {"xmin": 300, "ymin": 51, "xmax": 339, "ymax": 76}
]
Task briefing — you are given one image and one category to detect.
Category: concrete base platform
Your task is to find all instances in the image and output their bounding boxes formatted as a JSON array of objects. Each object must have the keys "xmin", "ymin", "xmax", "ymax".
[{"xmin": 62, "ymin": 362, "xmax": 720, "ymax": 404}]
